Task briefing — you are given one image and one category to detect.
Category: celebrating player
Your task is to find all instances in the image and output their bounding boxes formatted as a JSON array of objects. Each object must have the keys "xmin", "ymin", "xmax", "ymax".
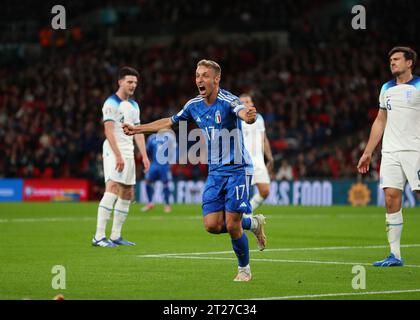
[
  {"xmin": 357, "ymin": 46, "xmax": 420, "ymax": 266},
  {"xmin": 92, "ymin": 67, "xmax": 150, "ymax": 247},
  {"xmin": 240, "ymin": 93, "xmax": 274, "ymax": 213},
  {"xmin": 141, "ymin": 130, "xmax": 177, "ymax": 213},
  {"xmin": 123, "ymin": 60, "xmax": 266, "ymax": 281}
]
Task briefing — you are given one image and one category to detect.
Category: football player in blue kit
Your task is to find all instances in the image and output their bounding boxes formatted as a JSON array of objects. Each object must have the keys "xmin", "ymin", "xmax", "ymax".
[
  {"xmin": 123, "ymin": 59, "xmax": 266, "ymax": 281},
  {"xmin": 141, "ymin": 131, "xmax": 177, "ymax": 213}
]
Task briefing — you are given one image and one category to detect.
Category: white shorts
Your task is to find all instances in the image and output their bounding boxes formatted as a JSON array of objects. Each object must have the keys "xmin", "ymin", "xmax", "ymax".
[
  {"xmin": 251, "ymin": 164, "xmax": 270, "ymax": 185},
  {"xmin": 103, "ymin": 147, "xmax": 136, "ymax": 186},
  {"xmin": 380, "ymin": 151, "xmax": 420, "ymax": 191}
]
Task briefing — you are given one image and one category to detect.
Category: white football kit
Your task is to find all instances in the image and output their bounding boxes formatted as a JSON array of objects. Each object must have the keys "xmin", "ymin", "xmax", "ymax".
[
  {"xmin": 379, "ymin": 76, "xmax": 420, "ymax": 191},
  {"xmin": 102, "ymin": 94, "xmax": 140, "ymax": 185},
  {"xmin": 242, "ymin": 113, "xmax": 270, "ymax": 185}
]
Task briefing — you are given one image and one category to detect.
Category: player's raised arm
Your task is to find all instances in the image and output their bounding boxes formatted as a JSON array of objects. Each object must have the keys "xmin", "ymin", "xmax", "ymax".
[{"xmin": 123, "ymin": 117, "xmax": 173, "ymax": 135}]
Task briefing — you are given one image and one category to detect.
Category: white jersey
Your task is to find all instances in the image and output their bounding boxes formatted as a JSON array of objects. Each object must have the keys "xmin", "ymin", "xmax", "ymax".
[
  {"xmin": 242, "ymin": 113, "xmax": 266, "ymax": 168},
  {"xmin": 102, "ymin": 94, "xmax": 140, "ymax": 158},
  {"xmin": 379, "ymin": 76, "xmax": 420, "ymax": 152}
]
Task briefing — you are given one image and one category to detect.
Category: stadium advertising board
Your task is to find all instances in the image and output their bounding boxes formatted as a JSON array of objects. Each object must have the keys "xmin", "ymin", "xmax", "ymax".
[
  {"xmin": 23, "ymin": 179, "xmax": 89, "ymax": 202},
  {"xmin": 0, "ymin": 179, "xmax": 24, "ymax": 202},
  {"xmin": 137, "ymin": 180, "xmax": 420, "ymax": 207}
]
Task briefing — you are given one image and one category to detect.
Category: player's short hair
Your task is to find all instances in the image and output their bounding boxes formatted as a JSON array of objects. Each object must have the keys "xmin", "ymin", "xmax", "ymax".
[
  {"xmin": 118, "ymin": 66, "xmax": 140, "ymax": 80},
  {"xmin": 388, "ymin": 46, "xmax": 417, "ymax": 69},
  {"xmin": 239, "ymin": 93, "xmax": 252, "ymax": 99},
  {"xmin": 197, "ymin": 59, "xmax": 221, "ymax": 76}
]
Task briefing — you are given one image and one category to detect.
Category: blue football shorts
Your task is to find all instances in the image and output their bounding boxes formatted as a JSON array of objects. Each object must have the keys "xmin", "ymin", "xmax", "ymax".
[
  {"xmin": 202, "ymin": 173, "xmax": 252, "ymax": 215},
  {"xmin": 145, "ymin": 165, "xmax": 171, "ymax": 184}
]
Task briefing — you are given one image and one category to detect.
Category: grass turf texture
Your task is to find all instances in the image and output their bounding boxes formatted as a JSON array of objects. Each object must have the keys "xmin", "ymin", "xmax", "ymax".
[{"xmin": 0, "ymin": 203, "xmax": 419, "ymax": 300}]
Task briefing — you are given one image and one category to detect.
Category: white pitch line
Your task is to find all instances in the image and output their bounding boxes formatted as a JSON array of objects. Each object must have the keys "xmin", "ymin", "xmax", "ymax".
[
  {"xmin": 0, "ymin": 216, "xmax": 202, "ymax": 223},
  {"xmin": 250, "ymin": 288, "xmax": 420, "ymax": 300},
  {"xmin": 137, "ymin": 254, "xmax": 420, "ymax": 268},
  {"xmin": 138, "ymin": 244, "xmax": 420, "ymax": 258},
  {"xmin": 0, "ymin": 213, "xmax": 401, "ymax": 223}
]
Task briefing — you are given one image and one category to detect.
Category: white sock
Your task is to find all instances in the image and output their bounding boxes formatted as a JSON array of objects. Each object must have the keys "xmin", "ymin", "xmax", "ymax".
[
  {"xmin": 250, "ymin": 217, "xmax": 258, "ymax": 232},
  {"xmin": 386, "ymin": 209, "xmax": 403, "ymax": 260},
  {"xmin": 111, "ymin": 198, "xmax": 131, "ymax": 240},
  {"xmin": 95, "ymin": 192, "xmax": 118, "ymax": 240},
  {"xmin": 238, "ymin": 264, "xmax": 251, "ymax": 273},
  {"xmin": 250, "ymin": 193, "xmax": 265, "ymax": 212}
]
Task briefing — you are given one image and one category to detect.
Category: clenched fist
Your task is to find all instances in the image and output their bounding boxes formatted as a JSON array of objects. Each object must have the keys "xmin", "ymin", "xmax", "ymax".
[
  {"xmin": 245, "ymin": 106, "xmax": 257, "ymax": 124},
  {"xmin": 122, "ymin": 123, "xmax": 136, "ymax": 136}
]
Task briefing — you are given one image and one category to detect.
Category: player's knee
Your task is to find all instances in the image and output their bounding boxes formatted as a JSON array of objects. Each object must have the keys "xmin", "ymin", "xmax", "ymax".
[
  {"xmin": 204, "ymin": 223, "xmax": 222, "ymax": 234},
  {"xmin": 384, "ymin": 191, "xmax": 402, "ymax": 212},
  {"xmin": 416, "ymin": 191, "xmax": 420, "ymax": 202},
  {"xmin": 120, "ymin": 187, "xmax": 133, "ymax": 200},
  {"xmin": 225, "ymin": 220, "xmax": 241, "ymax": 234},
  {"xmin": 260, "ymin": 188, "xmax": 270, "ymax": 199},
  {"xmin": 106, "ymin": 182, "xmax": 119, "ymax": 195}
]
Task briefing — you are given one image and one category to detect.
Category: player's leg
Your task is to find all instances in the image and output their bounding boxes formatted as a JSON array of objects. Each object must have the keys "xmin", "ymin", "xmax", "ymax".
[
  {"xmin": 238, "ymin": 174, "xmax": 267, "ymax": 251},
  {"xmin": 145, "ymin": 180, "xmax": 154, "ymax": 204},
  {"xmin": 142, "ymin": 179, "xmax": 156, "ymax": 211},
  {"xmin": 109, "ymin": 156, "xmax": 136, "ymax": 246},
  {"xmin": 162, "ymin": 169, "xmax": 172, "ymax": 213},
  {"xmin": 225, "ymin": 211, "xmax": 251, "ymax": 281},
  {"xmin": 93, "ymin": 146, "xmax": 119, "ymax": 247},
  {"xmin": 226, "ymin": 213, "xmax": 266, "ymax": 251},
  {"xmin": 251, "ymin": 183, "xmax": 270, "ymax": 209},
  {"xmin": 142, "ymin": 167, "xmax": 157, "ymax": 212},
  {"xmin": 110, "ymin": 183, "xmax": 136, "ymax": 245},
  {"xmin": 249, "ymin": 166, "xmax": 270, "ymax": 213},
  {"xmin": 203, "ymin": 211, "xmax": 225, "ymax": 234},
  {"xmin": 93, "ymin": 180, "xmax": 119, "ymax": 247},
  {"xmin": 373, "ymin": 153, "xmax": 405, "ymax": 266},
  {"xmin": 225, "ymin": 173, "xmax": 257, "ymax": 281},
  {"xmin": 402, "ymin": 151, "xmax": 420, "ymax": 203}
]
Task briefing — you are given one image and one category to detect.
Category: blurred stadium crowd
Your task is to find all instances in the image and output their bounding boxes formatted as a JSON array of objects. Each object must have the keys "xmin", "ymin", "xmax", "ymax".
[{"xmin": 1, "ymin": 0, "xmax": 419, "ymax": 197}]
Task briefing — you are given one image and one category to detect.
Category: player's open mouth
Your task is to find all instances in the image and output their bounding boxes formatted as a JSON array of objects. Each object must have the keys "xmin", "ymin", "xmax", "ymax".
[{"xmin": 198, "ymin": 86, "xmax": 206, "ymax": 94}]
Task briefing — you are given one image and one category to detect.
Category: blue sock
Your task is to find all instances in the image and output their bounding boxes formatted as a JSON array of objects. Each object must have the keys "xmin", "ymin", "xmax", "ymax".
[
  {"xmin": 242, "ymin": 217, "xmax": 251, "ymax": 230},
  {"xmin": 146, "ymin": 182, "xmax": 154, "ymax": 203},
  {"xmin": 220, "ymin": 217, "xmax": 252, "ymax": 233},
  {"xmin": 163, "ymin": 183, "xmax": 170, "ymax": 205},
  {"xmin": 231, "ymin": 233, "xmax": 250, "ymax": 267}
]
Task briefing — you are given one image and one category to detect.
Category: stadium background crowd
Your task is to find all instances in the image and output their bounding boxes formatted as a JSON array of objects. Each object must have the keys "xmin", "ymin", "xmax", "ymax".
[{"xmin": 1, "ymin": 0, "xmax": 419, "ymax": 198}]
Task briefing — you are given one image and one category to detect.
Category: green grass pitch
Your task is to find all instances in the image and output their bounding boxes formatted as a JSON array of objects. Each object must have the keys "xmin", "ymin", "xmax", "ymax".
[{"xmin": 0, "ymin": 203, "xmax": 419, "ymax": 300}]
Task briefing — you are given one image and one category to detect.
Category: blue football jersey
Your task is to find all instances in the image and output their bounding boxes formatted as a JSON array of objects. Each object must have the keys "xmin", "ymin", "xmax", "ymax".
[
  {"xmin": 147, "ymin": 132, "xmax": 177, "ymax": 169},
  {"xmin": 171, "ymin": 89, "xmax": 253, "ymax": 175}
]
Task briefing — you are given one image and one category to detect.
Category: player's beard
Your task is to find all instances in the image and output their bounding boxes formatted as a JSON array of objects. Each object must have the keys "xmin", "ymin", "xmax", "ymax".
[
  {"xmin": 391, "ymin": 67, "xmax": 409, "ymax": 78},
  {"xmin": 391, "ymin": 70, "xmax": 403, "ymax": 77}
]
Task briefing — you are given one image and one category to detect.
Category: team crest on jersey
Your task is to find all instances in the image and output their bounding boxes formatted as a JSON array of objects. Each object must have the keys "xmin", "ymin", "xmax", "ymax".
[
  {"xmin": 230, "ymin": 99, "xmax": 241, "ymax": 108},
  {"xmin": 215, "ymin": 110, "xmax": 221, "ymax": 124},
  {"xmin": 406, "ymin": 90, "xmax": 413, "ymax": 103}
]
